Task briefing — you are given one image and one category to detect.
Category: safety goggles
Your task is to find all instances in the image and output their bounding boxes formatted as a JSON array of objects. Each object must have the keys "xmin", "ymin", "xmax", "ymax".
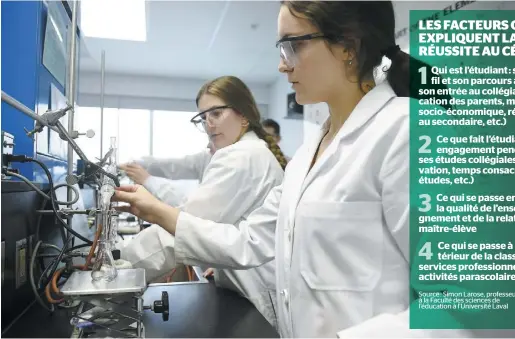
[
  {"xmin": 190, "ymin": 105, "xmax": 232, "ymax": 133},
  {"xmin": 276, "ymin": 33, "xmax": 342, "ymax": 68}
]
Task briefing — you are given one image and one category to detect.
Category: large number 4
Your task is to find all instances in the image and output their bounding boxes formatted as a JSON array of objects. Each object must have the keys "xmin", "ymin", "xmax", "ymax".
[{"xmin": 418, "ymin": 242, "xmax": 433, "ymax": 260}]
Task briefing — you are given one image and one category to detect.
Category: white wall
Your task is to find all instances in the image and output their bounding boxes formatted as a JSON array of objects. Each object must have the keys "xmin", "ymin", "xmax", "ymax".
[
  {"xmin": 267, "ymin": 76, "xmax": 304, "ymax": 159},
  {"xmin": 77, "ymin": 71, "xmax": 270, "ymax": 116}
]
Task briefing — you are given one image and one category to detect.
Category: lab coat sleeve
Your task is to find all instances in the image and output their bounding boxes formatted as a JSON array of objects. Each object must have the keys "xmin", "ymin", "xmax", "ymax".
[
  {"xmin": 120, "ymin": 225, "xmax": 178, "ymax": 283},
  {"xmin": 143, "ymin": 176, "xmax": 187, "ymax": 207},
  {"xmin": 174, "ymin": 177, "xmax": 281, "ymax": 269},
  {"xmin": 138, "ymin": 149, "xmax": 211, "ymax": 180},
  {"xmin": 179, "ymin": 147, "xmax": 277, "ymax": 223}
]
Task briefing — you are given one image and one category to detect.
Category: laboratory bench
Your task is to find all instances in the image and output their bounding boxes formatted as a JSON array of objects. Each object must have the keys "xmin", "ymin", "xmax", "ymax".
[{"xmin": 1, "ymin": 282, "xmax": 279, "ymax": 338}]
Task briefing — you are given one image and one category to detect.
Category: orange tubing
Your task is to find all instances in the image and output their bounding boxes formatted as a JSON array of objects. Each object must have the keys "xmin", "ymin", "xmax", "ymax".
[
  {"xmin": 45, "ymin": 283, "xmax": 64, "ymax": 304},
  {"xmin": 84, "ymin": 223, "xmax": 103, "ymax": 270},
  {"xmin": 186, "ymin": 266, "xmax": 194, "ymax": 281},
  {"xmin": 45, "ymin": 222, "xmax": 109, "ymax": 305},
  {"xmin": 47, "ymin": 264, "xmax": 85, "ymax": 304}
]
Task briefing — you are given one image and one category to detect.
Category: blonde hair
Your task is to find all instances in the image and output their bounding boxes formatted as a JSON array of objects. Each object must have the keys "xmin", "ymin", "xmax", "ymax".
[{"xmin": 196, "ymin": 76, "xmax": 288, "ymax": 169}]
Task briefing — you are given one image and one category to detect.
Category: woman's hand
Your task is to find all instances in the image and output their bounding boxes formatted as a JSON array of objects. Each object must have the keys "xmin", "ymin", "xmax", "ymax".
[
  {"xmin": 119, "ymin": 163, "xmax": 150, "ymax": 185},
  {"xmin": 112, "ymin": 185, "xmax": 180, "ymax": 234},
  {"xmin": 112, "ymin": 185, "xmax": 167, "ymax": 225}
]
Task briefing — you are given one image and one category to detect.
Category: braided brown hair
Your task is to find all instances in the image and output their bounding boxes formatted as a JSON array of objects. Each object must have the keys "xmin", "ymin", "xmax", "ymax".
[{"xmin": 196, "ymin": 76, "xmax": 288, "ymax": 170}]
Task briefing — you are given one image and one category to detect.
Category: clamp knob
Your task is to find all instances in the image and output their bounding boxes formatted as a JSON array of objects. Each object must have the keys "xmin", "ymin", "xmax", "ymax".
[{"xmin": 153, "ymin": 291, "xmax": 169, "ymax": 321}]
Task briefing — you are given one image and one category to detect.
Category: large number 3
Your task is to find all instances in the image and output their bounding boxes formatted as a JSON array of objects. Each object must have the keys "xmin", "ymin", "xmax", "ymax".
[{"xmin": 419, "ymin": 194, "xmax": 431, "ymax": 212}]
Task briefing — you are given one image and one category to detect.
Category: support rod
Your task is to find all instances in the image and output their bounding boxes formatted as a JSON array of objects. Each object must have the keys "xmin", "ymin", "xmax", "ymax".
[
  {"xmin": 100, "ymin": 50, "xmax": 106, "ymax": 157},
  {"xmin": 66, "ymin": 0, "xmax": 79, "ymax": 236},
  {"xmin": 1, "ymin": 91, "xmax": 59, "ymax": 134}
]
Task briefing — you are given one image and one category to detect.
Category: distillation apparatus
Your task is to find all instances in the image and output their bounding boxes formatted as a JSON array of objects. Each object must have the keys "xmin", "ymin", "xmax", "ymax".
[
  {"xmin": 91, "ymin": 137, "xmax": 118, "ymax": 282},
  {"xmin": 1, "ymin": 2, "xmax": 169, "ymax": 335}
]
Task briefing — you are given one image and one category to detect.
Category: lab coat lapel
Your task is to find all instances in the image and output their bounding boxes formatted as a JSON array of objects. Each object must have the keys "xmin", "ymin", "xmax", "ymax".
[
  {"xmin": 285, "ymin": 127, "xmax": 326, "ymax": 264},
  {"xmin": 299, "ymin": 83, "xmax": 397, "ymax": 195}
]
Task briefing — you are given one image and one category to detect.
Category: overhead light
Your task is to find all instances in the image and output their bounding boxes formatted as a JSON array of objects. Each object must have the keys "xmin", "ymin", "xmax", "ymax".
[{"xmin": 80, "ymin": 0, "xmax": 147, "ymax": 41}]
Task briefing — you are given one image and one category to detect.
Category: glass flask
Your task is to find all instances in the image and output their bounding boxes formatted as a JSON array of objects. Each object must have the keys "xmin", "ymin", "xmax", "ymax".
[{"xmin": 91, "ymin": 238, "xmax": 117, "ymax": 281}]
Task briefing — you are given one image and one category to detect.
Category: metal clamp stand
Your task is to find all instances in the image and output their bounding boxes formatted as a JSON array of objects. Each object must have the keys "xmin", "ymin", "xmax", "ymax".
[
  {"xmin": 61, "ymin": 269, "xmax": 169, "ymax": 338},
  {"xmin": 25, "ymin": 105, "xmax": 120, "ymax": 187}
]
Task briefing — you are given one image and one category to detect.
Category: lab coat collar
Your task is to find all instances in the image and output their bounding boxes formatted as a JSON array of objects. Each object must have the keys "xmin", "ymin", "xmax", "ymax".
[
  {"xmin": 240, "ymin": 130, "xmax": 260, "ymax": 142},
  {"xmin": 297, "ymin": 82, "xmax": 397, "ymax": 198},
  {"xmin": 324, "ymin": 81, "xmax": 397, "ymax": 142}
]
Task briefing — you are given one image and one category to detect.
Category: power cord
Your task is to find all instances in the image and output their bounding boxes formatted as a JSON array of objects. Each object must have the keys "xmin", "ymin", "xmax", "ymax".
[
  {"xmin": 5, "ymin": 155, "xmax": 121, "ymax": 310},
  {"xmin": 30, "ymin": 241, "xmax": 55, "ymax": 313},
  {"xmin": 5, "ymin": 171, "xmax": 79, "ymax": 205},
  {"xmin": 4, "ymin": 154, "xmax": 93, "ymax": 245},
  {"xmin": 29, "ymin": 241, "xmax": 87, "ymax": 313},
  {"xmin": 5, "ymin": 154, "xmax": 95, "ymax": 296}
]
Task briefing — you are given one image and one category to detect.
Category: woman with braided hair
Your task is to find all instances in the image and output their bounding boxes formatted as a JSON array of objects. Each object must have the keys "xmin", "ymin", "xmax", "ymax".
[
  {"xmin": 192, "ymin": 75, "xmax": 288, "ymax": 170},
  {"xmin": 119, "ymin": 75, "xmax": 285, "ymax": 329}
]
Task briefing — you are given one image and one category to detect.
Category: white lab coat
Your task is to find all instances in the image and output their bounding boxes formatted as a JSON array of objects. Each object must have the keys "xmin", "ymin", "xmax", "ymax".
[
  {"xmin": 124, "ymin": 132, "xmax": 284, "ymax": 329},
  {"xmin": 139, "ymin": 149, "xmax": 212, "ymax": 206},
  {"xmin": 173, "ymin": 83, "xmax": 474, "ymax": 338}
]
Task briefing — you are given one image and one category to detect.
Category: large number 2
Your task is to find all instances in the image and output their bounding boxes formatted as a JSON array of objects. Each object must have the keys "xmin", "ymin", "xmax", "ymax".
[{"xmin": 419, "ymin": 136, "xmax": 431, "ymax": 154}]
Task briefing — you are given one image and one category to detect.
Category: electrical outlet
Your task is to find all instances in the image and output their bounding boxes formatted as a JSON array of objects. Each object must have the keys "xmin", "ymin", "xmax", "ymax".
[
  {"xmin": 15, "ymin": 239, "xmax": 28, "ymax": 289},
  {"xmin": 1, "ymin": 241, "xmax": 5, "ymax": 287},
  {"xmin": 1, "ymin": 131, "xmax": 15, "ymax": 179}
]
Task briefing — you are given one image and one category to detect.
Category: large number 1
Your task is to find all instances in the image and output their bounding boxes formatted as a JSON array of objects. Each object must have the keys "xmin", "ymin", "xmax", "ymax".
[{"xmin": 419, "ymin": 67, "xmax": 427, "ymax": 85}]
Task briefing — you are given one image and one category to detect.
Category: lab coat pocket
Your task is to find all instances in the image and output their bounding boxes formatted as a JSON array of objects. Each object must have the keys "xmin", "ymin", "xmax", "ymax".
[{"xmin": 298, "ymin": 201, "xmax": 383, "ymax": 291}]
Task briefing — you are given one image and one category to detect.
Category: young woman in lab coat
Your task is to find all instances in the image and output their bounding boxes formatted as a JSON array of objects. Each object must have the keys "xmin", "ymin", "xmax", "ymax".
[
  {"xmin": 113, "ymin": 1, "xmax": 462, "ymax": 337},
  {"xmin": 120, "ymin": 75, "xmax": 287, "ymax": 329}
]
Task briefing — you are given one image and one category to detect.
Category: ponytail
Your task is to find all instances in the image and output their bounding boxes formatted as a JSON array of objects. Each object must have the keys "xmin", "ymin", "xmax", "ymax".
[
  {"xmin": 386, "ymin": 47, "xmax": 452, "ymax": 110},
  {"xmin": 253, "ymin": 126, "xmax": 288, "ymax": 170},
  {"xmin": 385, "ymin": 48, "xmax": 410, "ymax": 98}
]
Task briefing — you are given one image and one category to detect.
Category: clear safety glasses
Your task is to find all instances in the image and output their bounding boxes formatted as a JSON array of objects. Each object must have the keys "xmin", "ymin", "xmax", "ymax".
[
  {"xmin": 190, "ymin": 105, "xmax": 232, "ymax": 133},
  {"xmin": 276, "ymin": 33, "xmax": 340, "ymax": 68}
]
